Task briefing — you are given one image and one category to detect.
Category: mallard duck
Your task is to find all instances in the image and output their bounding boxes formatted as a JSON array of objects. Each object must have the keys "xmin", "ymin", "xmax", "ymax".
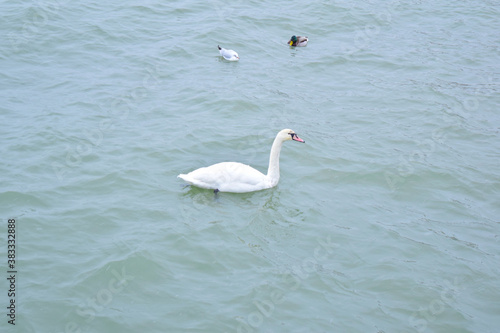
[
  {"xmin": 288, "ymin": 35, "xmax": 308, "ymax": 47},
  {"xmin": 218, "ymin": 45, "xmax": 239, "ymax": 61}
]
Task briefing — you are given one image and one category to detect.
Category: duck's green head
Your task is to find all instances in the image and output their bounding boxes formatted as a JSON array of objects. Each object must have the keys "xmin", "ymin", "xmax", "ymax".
[{"xmin": 289, "ymin": 35, "xmax": 297, "ymax": 46}]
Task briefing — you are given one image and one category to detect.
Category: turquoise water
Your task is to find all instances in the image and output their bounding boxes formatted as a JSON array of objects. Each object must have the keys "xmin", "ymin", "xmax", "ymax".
[{"xmin": 1, "ymin": 0, "xmax": 499, "ymax": 332}]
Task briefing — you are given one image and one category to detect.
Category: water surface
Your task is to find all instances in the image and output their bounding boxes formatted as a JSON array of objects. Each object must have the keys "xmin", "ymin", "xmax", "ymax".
[{"xmin": 1, "ymin": 0, "xmax": 499, "ymax": 332}]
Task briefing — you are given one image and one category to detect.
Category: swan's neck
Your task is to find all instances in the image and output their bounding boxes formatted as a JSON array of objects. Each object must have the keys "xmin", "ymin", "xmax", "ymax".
[{"xmin": 266, "ymin": 136, "xmax": 284, "ymax": 185}]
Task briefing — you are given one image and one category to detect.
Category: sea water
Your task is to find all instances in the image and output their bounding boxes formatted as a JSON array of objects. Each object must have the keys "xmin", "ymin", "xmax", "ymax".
[{"xmin": 1, "ymin": 0, "xmax": 499, "ymax": 332}]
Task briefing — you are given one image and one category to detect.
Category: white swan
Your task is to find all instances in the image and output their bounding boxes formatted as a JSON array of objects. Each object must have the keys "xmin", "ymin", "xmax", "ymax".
[
  {"xmin": 218, "ymin": 45, "xmax": 239, "ymax": 61},
  {"xmin": 178, "ymin": 129, "xmax": 305, "ymax": 193}
]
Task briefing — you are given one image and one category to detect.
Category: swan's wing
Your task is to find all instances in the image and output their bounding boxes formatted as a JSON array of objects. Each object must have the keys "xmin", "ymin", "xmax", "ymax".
[
  {"xmin": 179, "ymin": 162, "xmax": 266, "ymax": 192},
  {"xmin": 214, "ymin": 162, "xmax": 265, "ymax": 185}
]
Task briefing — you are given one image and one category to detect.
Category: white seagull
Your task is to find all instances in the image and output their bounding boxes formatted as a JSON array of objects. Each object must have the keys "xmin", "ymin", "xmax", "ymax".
[{"xmin": 218, "ymin": 45, "xmax": 239, "ymax": 61}]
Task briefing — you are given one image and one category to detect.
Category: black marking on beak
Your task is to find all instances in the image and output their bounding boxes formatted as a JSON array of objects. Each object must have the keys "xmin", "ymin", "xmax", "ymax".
[{"xmin": 290, "ymin": 132, "xmax": 305, "ymax": 143}]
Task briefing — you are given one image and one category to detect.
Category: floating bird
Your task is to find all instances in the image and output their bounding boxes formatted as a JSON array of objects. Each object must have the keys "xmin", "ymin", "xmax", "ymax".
[
  {"xmin": 218, "ymin": 45, "xmax": 239, "ymax": 61},
  {"xmin": 288, "ymin": 35, "xmax": 309, "ymax": 47},
  {"xmin": 178, "ymin": 129, "xmax": 305, "ymax": 193}
]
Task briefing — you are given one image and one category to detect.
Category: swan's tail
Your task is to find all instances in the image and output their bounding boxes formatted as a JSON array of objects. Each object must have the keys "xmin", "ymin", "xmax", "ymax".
[{"xmin": 178, "ymin": 174, "xmax": 189, "ymax": 181}]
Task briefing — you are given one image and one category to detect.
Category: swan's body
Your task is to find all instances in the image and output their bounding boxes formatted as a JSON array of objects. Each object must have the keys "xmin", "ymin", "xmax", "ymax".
[
  {"xmin": 288, "ymin": 35, "xmax": 309, "ymax": 47},
  {"xmin": 179, "ymin": 162, "xmax": 271, "ymax": 193},
  {"xmin": 178, "ymin": 129, "xmax": 305, "ymax": 193},
  {"xmin": 218, "ymin": 45, "xmax": 239, "ymax": 61}
]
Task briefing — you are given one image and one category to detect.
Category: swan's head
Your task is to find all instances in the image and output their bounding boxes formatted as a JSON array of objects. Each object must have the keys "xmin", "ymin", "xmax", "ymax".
[{"xmin": 279, "ymin": 129, "xmax": 305, "ymax": 143}]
